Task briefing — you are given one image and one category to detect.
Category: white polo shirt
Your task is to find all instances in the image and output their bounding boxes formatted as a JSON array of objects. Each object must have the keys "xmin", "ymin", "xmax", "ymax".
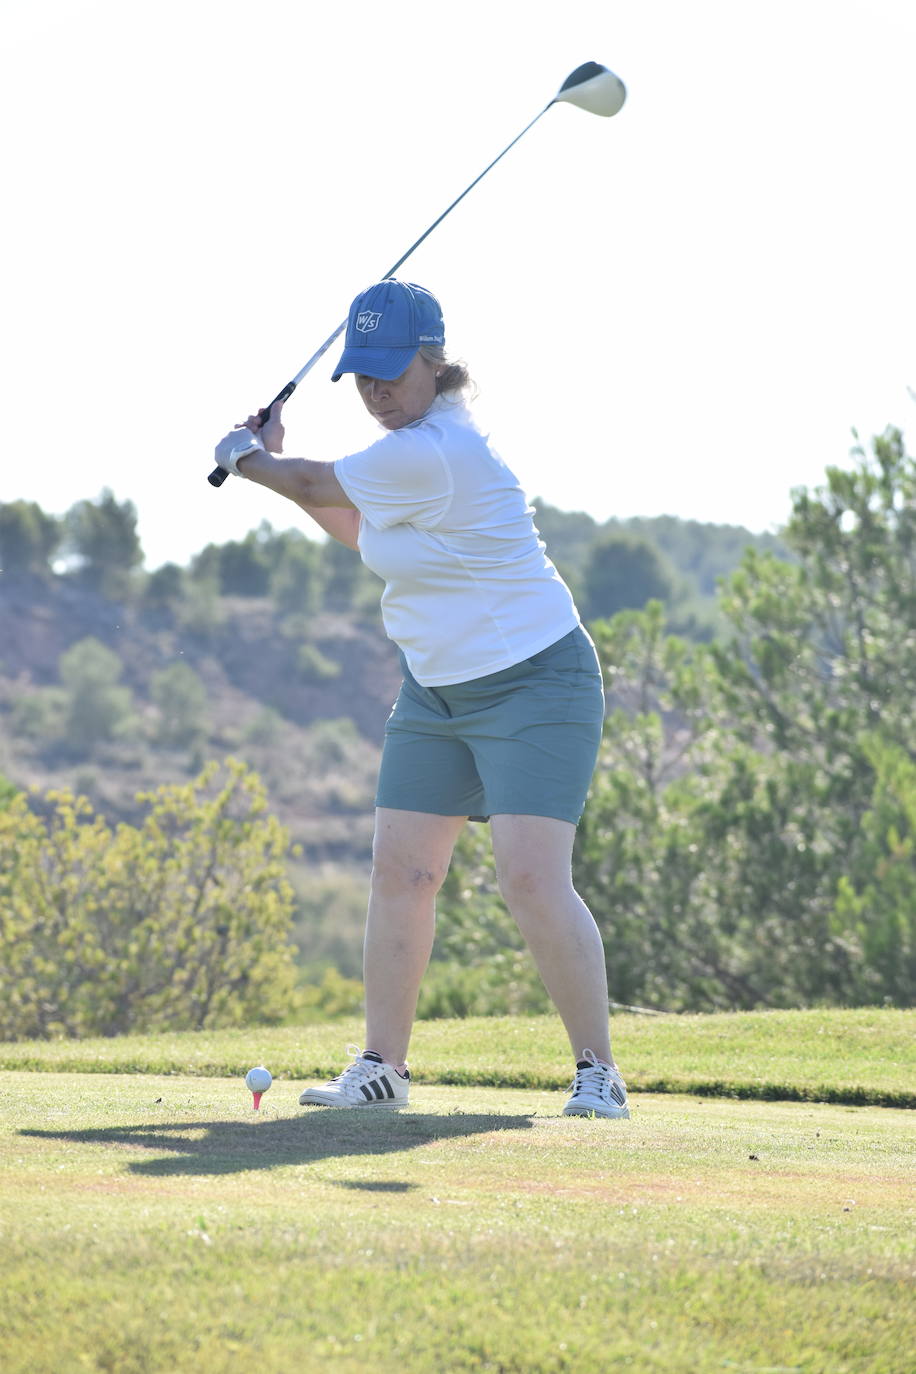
[{"xmin": 333, "ymin": 396, "xmax": 580, "ymax": 687}]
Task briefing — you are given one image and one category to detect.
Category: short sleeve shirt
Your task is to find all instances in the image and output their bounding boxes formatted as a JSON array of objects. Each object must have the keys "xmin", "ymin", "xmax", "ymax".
[{"xmin": 334, "ymin": 396, "xmax": 580, "ymax": 686}]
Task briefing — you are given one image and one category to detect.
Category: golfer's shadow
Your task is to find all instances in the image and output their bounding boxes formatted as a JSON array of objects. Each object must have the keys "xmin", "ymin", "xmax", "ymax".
[{"xmin": 20, "ymin": 1110, "xmax": 536, "ymax": 1181}]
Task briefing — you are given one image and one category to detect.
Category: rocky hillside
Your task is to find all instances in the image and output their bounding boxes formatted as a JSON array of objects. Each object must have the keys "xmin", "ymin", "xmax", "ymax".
[
  {"xmin": 0, "ymin": 571, "xmax": 401, "ymax": 864},
  {"xmin": 0, "ymin": 497, "xmax": 787, "ymax": 865}
]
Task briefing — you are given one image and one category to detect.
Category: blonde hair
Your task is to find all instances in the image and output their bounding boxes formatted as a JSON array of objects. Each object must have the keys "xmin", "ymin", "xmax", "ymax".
[{"xmin": 417, "ymin": 344, "xmax": 475, "ymax": 398}]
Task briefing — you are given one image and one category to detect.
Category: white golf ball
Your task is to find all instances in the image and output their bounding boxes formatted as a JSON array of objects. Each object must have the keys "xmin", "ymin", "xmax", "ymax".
[{"xmin": 245, "ymin": 1066, "xmax": 272, "ymax": 1093}]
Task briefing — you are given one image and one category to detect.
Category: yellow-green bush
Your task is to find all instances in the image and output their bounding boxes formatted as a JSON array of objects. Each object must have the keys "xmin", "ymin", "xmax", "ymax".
[{"xmin": 0, "ymin": 760, "xmax": 298, "ymax": 1039}]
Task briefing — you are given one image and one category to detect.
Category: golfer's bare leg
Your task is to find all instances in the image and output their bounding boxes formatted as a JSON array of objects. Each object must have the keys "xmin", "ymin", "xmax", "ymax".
[
  {"xmin": 363, "ymin": 808, "xmax": 466, "ymax": 1067},
  {"xmin": 490, "ymin": 814, "xmax": 615, "ymax": 1065}
]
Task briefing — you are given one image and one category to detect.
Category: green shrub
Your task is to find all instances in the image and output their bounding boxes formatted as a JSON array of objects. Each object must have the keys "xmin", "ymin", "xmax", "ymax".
[
  {"xmin": 59, "ymin": 638, "xmax": 135, "ymax": 752},
  {"xmin": 298, "ymin": 966, "xmax": 365, "ymax": 1020},
  {"xmin": 0, "ymin": 760, "xmax": 299, "ymax": 1039},
  {"xmin": 297, "ymin": 643, "xmax": 341, "ymax": 682},
  {"xmin": 417, "ymin": 957, "xmax": 550, "ymax": 1019},
  {"xmin": 151, "ymin": 661, "xmax": 207, "ymax": 749},
  {"xmin": 10, "ymin": 688, "xmax": 67, "ymax": 742}
]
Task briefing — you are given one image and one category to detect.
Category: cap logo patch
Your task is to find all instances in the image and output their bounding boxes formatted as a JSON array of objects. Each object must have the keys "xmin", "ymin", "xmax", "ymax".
[{"xmin": 356, "ymin": 310, "xmax": 382, "ymax": 333}]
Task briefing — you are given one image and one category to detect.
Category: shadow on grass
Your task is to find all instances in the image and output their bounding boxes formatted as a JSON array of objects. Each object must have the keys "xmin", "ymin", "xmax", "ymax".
[
  {"xmin": 20, "ymin": 1110, "xmax": 536, "ymax": 1178},
  {"xmin": 334, "ymin": 1179, "xmax": 417, "ymax": 1192}
]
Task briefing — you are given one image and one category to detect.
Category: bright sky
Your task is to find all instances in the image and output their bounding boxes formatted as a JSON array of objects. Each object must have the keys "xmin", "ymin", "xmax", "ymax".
[{"xmin": 3, "ymin": 0, "xmax": 914, "ymax": 569}]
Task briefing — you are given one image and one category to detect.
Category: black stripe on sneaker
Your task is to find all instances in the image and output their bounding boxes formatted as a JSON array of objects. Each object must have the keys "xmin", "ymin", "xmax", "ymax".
[
  {"xmin": 369, "ymin": 1080, "xmax": 385, "ymax": 1101},
  {"xmin": 360, "ymin": 1085, "xmax": 374, "ymax": 1102},
  {"xmin": 379, "ymin": 1075, "xmax": 394, "ymax": 1100}
]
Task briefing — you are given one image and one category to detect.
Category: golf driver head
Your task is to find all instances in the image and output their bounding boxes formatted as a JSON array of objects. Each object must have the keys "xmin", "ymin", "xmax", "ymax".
[{"xmin": 552, "ymin": 62, "xmax": 626, "ymax": 117}]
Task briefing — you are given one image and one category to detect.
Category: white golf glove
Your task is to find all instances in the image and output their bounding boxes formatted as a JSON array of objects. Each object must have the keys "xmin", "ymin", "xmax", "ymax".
[{"xmin": 214, "ymin": 427, "xmax": 265, "ymax": 478}]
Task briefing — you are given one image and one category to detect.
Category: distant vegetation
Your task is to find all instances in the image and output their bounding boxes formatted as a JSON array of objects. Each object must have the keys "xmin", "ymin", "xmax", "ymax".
[
  {"xmin": 1, "ymin": 427, "xmax": 913, "ymax": 1035},
  {"xmin": 0, "ymin": 761, "xmax": 296, "ymax": 1039}
]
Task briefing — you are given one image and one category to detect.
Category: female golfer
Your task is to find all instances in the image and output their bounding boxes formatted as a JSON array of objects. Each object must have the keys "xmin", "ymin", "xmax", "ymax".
[{"xmin": 214, "ymin": 279, "xmax": 628, "ymax": 1119}]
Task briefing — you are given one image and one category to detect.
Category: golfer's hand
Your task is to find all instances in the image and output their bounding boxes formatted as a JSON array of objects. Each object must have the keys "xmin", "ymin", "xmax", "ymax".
[
  {"xmin": 246, "ymin": 403, "xmax": 285, "ymax": 455},
  {"xmin": 213, "ymin": 426, "xmax": 265, "ymax": 478}
]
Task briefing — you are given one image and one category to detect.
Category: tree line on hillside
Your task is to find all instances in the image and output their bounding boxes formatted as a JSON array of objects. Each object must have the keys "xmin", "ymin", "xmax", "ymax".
[
  {"xmin": 0, "ymin": 489, "xmax": 785, "ymax": 637},
  {"xmin": 0, "ymin": 488, "xmax": 785, "ymax": 830},
  {"xmin": 0, "ymin": 428, "xmax": 913, "ymax": 1037}
]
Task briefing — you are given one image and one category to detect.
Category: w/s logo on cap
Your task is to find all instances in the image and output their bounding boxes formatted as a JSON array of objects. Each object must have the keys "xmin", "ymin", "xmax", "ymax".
[{"xmin": 356, "ymin": 311, "xmax": 382, "ymax": 333}]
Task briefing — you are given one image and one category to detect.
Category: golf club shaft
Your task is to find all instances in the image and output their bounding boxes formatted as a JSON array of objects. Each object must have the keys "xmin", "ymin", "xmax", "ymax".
[{"xmin": 208, "ymin": 104, "xmax": 553, "ymax": 488}]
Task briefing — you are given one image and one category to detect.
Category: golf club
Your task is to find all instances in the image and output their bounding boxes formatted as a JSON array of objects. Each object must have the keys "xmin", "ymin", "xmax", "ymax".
[{"xmin": 208, "ymin": 61, "xmax": 626, "ymax": 487}]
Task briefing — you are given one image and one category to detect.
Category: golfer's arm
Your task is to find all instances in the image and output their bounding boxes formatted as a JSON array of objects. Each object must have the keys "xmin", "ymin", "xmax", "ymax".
[
  {"xmin": 294, "ymin": 504, "xmax": 361, "ymax": 549},
  {"xmin": 238, "ymin": 452, "xmax": 361, "ymax": 550}
]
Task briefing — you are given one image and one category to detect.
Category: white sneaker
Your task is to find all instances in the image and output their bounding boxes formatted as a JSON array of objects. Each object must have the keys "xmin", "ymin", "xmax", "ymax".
[
  {"xmin": 299, "ymin": 1045, "xmax": 410, "ymax": 1110},
  {"xmin": 563, "ymin": 1049, "xmax": 630, "ymax": 1119}
]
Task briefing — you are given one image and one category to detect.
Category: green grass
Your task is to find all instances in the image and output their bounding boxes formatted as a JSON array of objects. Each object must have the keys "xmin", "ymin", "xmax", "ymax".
[
  {"xmin": 2, "ymin": 1007, "xmax": 913, "ymax": 1106},
  {"xmin": 1, "ymin": 1067, "xmax": 913, "ymax": 1373}
]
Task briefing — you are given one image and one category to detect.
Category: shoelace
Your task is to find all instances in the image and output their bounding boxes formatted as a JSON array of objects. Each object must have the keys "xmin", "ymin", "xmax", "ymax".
[
  {"xmin": 570, "ymin": 1048, "xmax": 617, "ymax": 1097},
  {"xmin": 333, "ymin": 1044, "xmax": 384, "ymax": 1087}
]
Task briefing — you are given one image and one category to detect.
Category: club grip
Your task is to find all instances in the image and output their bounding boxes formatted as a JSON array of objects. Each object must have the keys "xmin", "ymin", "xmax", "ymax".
[{"xmin": 208, "ymin": 380, "xmax": 298, "ymax": 488}]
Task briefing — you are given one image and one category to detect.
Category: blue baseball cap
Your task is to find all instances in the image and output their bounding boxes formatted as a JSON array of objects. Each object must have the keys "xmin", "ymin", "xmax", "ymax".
[{"xmin": 331, "ymin": 279, "xmax": 445, "ymax": 382}]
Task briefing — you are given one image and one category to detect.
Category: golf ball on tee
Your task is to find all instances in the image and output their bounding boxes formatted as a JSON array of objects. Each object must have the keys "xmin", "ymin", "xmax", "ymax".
[{"xmin": 245, "ymin": 1066, "xmax": 272, "ymax": 1093}]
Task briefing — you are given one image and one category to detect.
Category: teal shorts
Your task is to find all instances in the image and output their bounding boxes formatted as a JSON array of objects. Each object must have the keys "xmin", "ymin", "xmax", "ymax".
[{"xmin": 375, "ymin": 626, "xmax": 605, "ymax": 824}]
